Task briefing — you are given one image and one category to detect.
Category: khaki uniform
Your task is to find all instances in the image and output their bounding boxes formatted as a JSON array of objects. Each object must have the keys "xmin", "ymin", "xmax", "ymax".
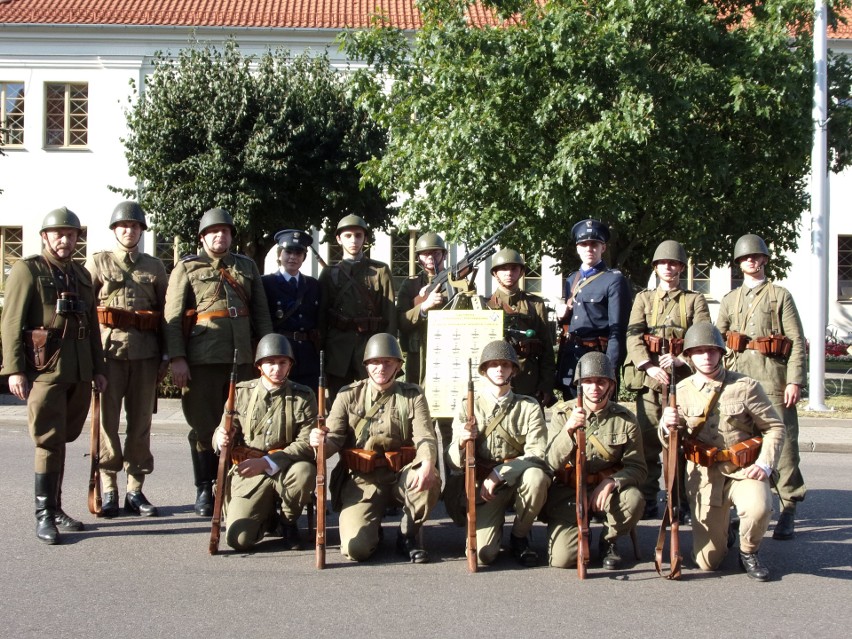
[
  {"xmin": 668, "ymin": 369, "xmax": 785, "ymax": 570},
  {"xmin": 215, "ymin": 379, "xmax": 317, "ymax": 551},
  {"xmin": 487, "ymin": 289, "xmax": 555, "ymax": 399},
  {"xmin": 325, "ymin": 379, "xmax": 439, "ymax": 561},
  {"xmin": 1, "ymin": 251, "xmax": 105, "ymax": 473},
  {"xmin": 543, "ymin": 399, "xmax": 646, "ymax": 569},
  {"xmin": 86, "ymin": 248, "xmax": 167, "ymax": 492},
  {"xmin": 447, "ymin": 391, "xmax": 551, "ymax": 565},
  {"xmin": 624, "ymin": 287, "xmax": 711, "ymax": 502},
  {"xmin": 318, "ymin": 258, "xmax": 396, "ymax": 394},
  {"xmin": 716, "ymin": 281, "xmax": 806, "ymax": 507}
]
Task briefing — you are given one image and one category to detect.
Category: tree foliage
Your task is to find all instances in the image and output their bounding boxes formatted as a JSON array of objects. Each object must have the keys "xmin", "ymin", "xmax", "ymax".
[
  {"xmin": 117, "ymin": 39, "xmax": 391, "ymax": 264},
  {"xmin": 343, "ymin": 0, "xmax": 852, "ymax": 284}
]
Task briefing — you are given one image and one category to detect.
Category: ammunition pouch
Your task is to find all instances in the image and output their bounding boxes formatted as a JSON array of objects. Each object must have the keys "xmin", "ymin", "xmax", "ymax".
[
  {"xmin": 341, "ymin": 446, "xmax": 416, "ymax": 474},
  {"xmin": 561, "ymin": 332, "xmax": 609, "ymax": 351},
  {"xmin": 725, "ymin": 331, "xmax": 750, "ymax": 353},
  {"xmin": 642, "ymin": 334, "xmax": 684, "ymax": 356},
  {"xmin": 182, "ymin": 309, "xmax": 197, "ymax": 339},
  {"xmin": 23, "ymin": 327, "xmax": 62, "ymax": 372},
  {"xmin": 230, "ymin": 445, "xmax": 267, "ymax": 465},
  {"xmin": 683, "ymin": 436, "xmax": 763, "ymax": 468},
  {"xmin": 747, "ymin": 334, "xmax": 792, "ymax": 358},
  {"xmin": 513, "ymin": 338, "xmax": 544, "ymax": 358},
  {"xmin": 97, "ymin": 306, "xmax": 161, "ymax": 332}
]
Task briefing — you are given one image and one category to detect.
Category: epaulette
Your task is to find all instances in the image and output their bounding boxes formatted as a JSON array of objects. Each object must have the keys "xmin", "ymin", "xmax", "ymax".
[
  {"xmin": 236, "ymin": 379, "xmax": 258, "ymax": 389},
  {"xmin": 608, "ymin": 402, "xmax": 636, "ymax": 420},
  {"xmin": 289, "ymin": 380, "xmax": 314, "ymax": 395},
  {"xmin": 180, "ymin": 254, "xmax": 200, "ymax": 262},
  {"xmin": 23, "ymin": 254, "xmax": 41, "ymax": 262}
]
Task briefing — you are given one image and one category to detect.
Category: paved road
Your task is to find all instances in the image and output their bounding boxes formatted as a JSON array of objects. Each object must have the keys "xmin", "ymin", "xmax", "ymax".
[{"xmin": 0, "ymin": 426, "xmax": 850, "ymax": 638}]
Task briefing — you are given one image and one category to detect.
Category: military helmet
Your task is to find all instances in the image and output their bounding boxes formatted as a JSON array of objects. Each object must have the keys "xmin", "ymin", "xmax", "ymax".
[
  {"xmin": 575, "ymin": 351, "xmax": 616, "ymax": 385},
  {"xmin": 490, "ymin": 248, "xmax": 526, "ymax": 274},
  {"xmin": 363, "ymin": 333, "xmax": 404, "ymax": 363},
  {"xmin": 198, "ymin": 207, "xmax": 235, "ymax": 236},
  {"xmin": 336, "ymin": 214, "xmax": 369, "ymax": 235},
  {"xmin": 682, "ymin": 322, "xmax": 726, "ymax": 355},
  {"xmin": 415, "ymin": 232, "xmax": 447, "ymax": 254},
  {"xmin": 733, "ymin": 234, "xmax": 770, "ymax": 262},
  {"xmin": 40, "ymin": 207, "xmax": 83, "ymax": 233},
  {"xmin": 254, "ymin": 333, "xmax": 296, "ymax": 365},
  {"xmin": 652, "ymin": 240, "xmax": 688, "ymax": 266},
  {"xmin": 109, "ymin": 201, "xmax": 148, "ymax": 230},
  {"xmin": 478, "ymin": 340, "xmax": 520, "ymax": 375},
  {"xmin": 572, "ymin": 219, "xmax": 610, "ymax": 244}
]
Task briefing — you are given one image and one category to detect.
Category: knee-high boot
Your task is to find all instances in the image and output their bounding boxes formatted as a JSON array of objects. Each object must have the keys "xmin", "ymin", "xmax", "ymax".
[{"xmin": 35, "ymin": 473, "xmax": 60, "ymax": 545}]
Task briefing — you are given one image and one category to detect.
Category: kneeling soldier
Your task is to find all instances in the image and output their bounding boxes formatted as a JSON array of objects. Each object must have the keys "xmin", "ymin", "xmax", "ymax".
[
  {"xmin": 213, "ymin": 334, "xmax": 317, "ymax": 551},
  {"xmin": 543, "ymin": 351, "xmax": 646, "ymax": 570},
  {"xmin": 317, "ymin": 333, "xmax": 440, "ymax": 563},
  {"xmin": 448, "ymin": 341, "xmax": 551, "ymax": 567},
  {"xmin": 661, "ymin": 323, "xmax": 785, "ymax": 581}
]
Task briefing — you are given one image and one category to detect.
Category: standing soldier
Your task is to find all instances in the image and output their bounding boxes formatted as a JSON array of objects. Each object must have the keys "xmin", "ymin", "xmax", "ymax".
[
  {"xmin": 86, "ymin": 202, "xmax": 168, "ymax": 517},
  {"xmin": 163, "ymin": 207, "xmax": 272, "ymax": 517},
  {"xmin": 448, "ymin": 341, "xmax": 551, "ymax": 567},
  {"xmin": 486, "ymin": 248, "xmax": 555, "ymax": 406},
  {"xmin": 716, "ymin": 234, "xmax": 806, "ymax": 540},
  {"xmin": 1, "ymin": 207, "xmax": 108, "ymax": 544},
  {"xmin": 261, "ymin": 229, "xmax": 322, "ymax": 393},
  {"xmin": 318, "ymin": 215, "xmax": 397, "ymax": 398},
  {"xmin": 555, "ymin": 219, "xmax": 632, "ymax": 400},
  {"xmin": 662, "ymin": 323, "xmax": 785, "ymax": 581},
  {"xmin": 624, "ymin": 240, "xmax": 711, "ymax": 519},
  {"xmin": 544, "ymin": 352, "xmax": 646, "ymax": 570},
  {"xmin": 213, "ymin": 334, "xmax": 317, "ymax": 551},
  {"xmin": 314, "ymin": 333, "xmax": 440, "ymax": 563}
]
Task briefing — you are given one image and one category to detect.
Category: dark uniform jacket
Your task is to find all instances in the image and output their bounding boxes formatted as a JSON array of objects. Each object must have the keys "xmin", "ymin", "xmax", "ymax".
[{"xmin": 396, "ymin": 270, "xmax": 448, "ymax": 385}]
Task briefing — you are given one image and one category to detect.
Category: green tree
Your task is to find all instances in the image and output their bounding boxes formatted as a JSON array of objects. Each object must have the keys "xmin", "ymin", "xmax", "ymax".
[
  {"xmin": 117, "ymin": 39, "xmax": 390, "ymax": 263},
  {"xmin": 344, "ymin": 0, "xmax": 852, "ymax": 284}
]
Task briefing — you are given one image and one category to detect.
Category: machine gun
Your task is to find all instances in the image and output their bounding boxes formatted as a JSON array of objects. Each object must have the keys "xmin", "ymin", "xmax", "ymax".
[{"xmin": 209, "ymin": 350, "xmax": 238, "ymax": 555}]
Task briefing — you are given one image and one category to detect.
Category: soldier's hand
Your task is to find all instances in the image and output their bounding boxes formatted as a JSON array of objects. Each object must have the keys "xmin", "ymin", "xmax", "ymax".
[
  {"xmin": 419, "ymin": 286, "xmax": 444, "ymax": 312},
  {"xmin": 408, "ymin": 462, "xmax": 438, "ymax": 493},
  {"xmin": 459, "ymin": 423, "xmax": 478, "ymax": 444},
  {"xmin": 744, "ymin": 464, "xmax": 768, "ymax": 482},
  {"xmin": 783, "ymin": 383, "xmax": 801, "ymax": 408},
  {"xmin": 8, "ymin": 373, "xmax": 30, "ymax": 401},
  {"xmin": 646, "ymin": 365, "xmax": 669, "ymax": 387},
  {"xmin": 590, "ymin": 478, "xmax": 616, "ymax": 512},
  {"xmin": 555, "ymin": 299, "xmax": 570, "ymax": 321},
  {"xmin": 566, "ymin": 407, "xmax": 586, "ymax": 435},
  {"xmin": 309, "ymin": 426, "xmax": 327, "ymax": 449},
  {"xmin": 156, "ymin": 359, "xmax": 170, "ymax": 385},
  {"xmin": 236, "ymin": 457, "xmax": 270, "ymax": 478},
  {"xmin": 214, "ymin": 427, "xmax": 230, "ymax": 450},
  {"xmin": 658, "ymin": 354, "xmax": 676, "ymax": 370},
  {"xmin": 170, "ymin": 357, "xmax": 191, "ymax": 388},
  {"xmin": 93, "ymin": 374, "xmax": 108, "ymax": 393},
  {"xmin": 661, "ymin": 406, "xmax": 679, "ymax": 432},
  {"xmin": 480, "ymin": 470, "xmax": 502, "ymax": 501}
]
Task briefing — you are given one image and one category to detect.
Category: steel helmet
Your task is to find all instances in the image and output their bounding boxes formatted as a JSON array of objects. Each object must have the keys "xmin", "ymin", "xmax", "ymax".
[
  {"xmin": 109, "ymin": 201, "xmax": 148, "ymax": 230},
  {"xmin": 40, "ymin": 207, "xmax": 82, "ymax": 233},
  {"xmin": 682, "ymin": 323, "xmax": 726, "ymax": 355},
  {"xmin": 363, "ymin": 333, "xmax": 404, "ymax": 363},
  {"xmin": 575, "ymin": 351, "xmax": 616, "ymax": 385},
  {"xmin": 652, "ymin": 240, "xmax": 688, "ymax": 266},
  {"xmin": 254, "ymin": 333, "xmax": 296, "ymax": 366},
  {"xmin": 415, "ymin": 232, "xmax": 447, "ymax": 254},
  {"xmin": 733, "ymin": 234, "xmax": 770, "ymax": 262},
  {"xmin": 478, "ymin": 340, "xmax": 520, "ymax": 375},
  {"xmin": 198, "ymin": 207, "xmax": 235, "ymax": 236},
  {"xmin": 490, "ymin": 248, "xmax": 526, "ymax": 274},
  {"xmin": 336, "ymin": 214, "xmax": 369, "ymax": 235}
]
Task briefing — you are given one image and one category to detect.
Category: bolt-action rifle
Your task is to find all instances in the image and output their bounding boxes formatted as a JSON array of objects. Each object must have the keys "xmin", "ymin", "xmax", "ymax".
[
  {"xmin": 576, "ymin": 383, "xmax": 589, "ymax": 579},
  {"xmin": 465, "ymin": 358, "xmax": 478, "ymax": 573},
  {"xmin": 315, "ymin": 351, "xmax": 328, "ymax": 570},
  {"xmin": 87, "ymin": 386, "xmax": 102, "ymax": 515},
  {"xmin": 209, "ymin": 349, "xmax": 238, "ymax": 555}
]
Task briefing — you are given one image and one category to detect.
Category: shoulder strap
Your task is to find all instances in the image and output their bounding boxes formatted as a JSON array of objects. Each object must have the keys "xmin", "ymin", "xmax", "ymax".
[
  {"xmin": 572, "ymin": 271, "xmax": 605, "ymax": 298},
  {"xmin": 354, "ymin": 390, "xmax": 394, "ymax": 441},
  {"xmin": 687, "ymin": 386, "xmax": 722, "ymax": 438},
  {"xmin": 588, "ymin": 433, "xmax": 616, "ymax": 462}
]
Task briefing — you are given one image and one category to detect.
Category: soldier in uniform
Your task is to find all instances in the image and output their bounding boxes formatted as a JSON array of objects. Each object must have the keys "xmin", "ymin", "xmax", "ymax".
[
  {"xmin": 544, "ymin": 352, "xmax": 646, "ymax": 570},
  {"xmin": 318, "ymin": 215, "xmax": 397, "ymax": 399},
  {"xmin": 314, "ymin": 333, "xmax": 440, "ymax": 563},
  {"xmin": 624, "ymin": 240, "xmax": 711, "ymax": 519},
  {"xmin": 448, "ymin": 341, "xmax": 551, "ymax": 567},
  {"xmin": 261, "ymin": 229, "xmax": 321, "ymax": 393},
  {"xmin": 1, "ymin": 208, "xmax": 108, "ymax": 544},
  {"xmin": 85, "ymin": 202, "xmax": 168, "ymax": 517},
  {"xmin": 213, "ymin": 334, "xmax": 317, "ymax": 551},
  {"xmin": 716, "ymin": 234, "xmax": 806, "ymax": 540},
  {"xmin": 555, "ymin": 219, "xmax": 632, "ymax": 400},
  {"xmin": 486, "ymin": 248, "xmax": 555, "ymax": 406},
  {"xmin": 164, "ymin": 207, "xmax": 273, "ymax": 517},
  {"xmin": 662, "ymin": 323, "xmax": 785, "ymax": 581}
]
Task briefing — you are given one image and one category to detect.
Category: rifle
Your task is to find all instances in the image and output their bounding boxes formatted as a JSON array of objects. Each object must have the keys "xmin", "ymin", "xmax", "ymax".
[
  {"xmin": 414, "ymin": 220, "xmax": 517, "ymax": 306},
  {"xmin": 654, "ymin": 337, "xmax": 682, "ymax": 579},
  {"xmin": 209, "ymin": 349, "xmax": 239, "ymax": 555},
  {"xmin": 465, "ymin": 358, "xmax": 478, "ymax": 573},
  {"xmin": 575, "ymin": 384, "xmax": 589, "ymax": 579},
  {"xmin": 315, "ymin": 351, "xmax": 328, "ymax": 570},
  {"xmin": 87, "ymin": 387, "xmax": 102, "ymax": 516}
]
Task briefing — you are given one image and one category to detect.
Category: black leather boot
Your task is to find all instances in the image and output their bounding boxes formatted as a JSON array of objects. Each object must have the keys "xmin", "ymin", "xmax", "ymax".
[
  {"xmin": 195, "ymin": 483, "xmax": 214, "ymax": 517},
  {"xmin": 100, "ymin": 491, "xmax": 120, "ymax": 518},
  {"xmin": 54, "ymin": 468, "xmax": 84, "ymax": 531},
  {"xmin": 773, "ymin": 507, "xmax": 796, "ymax": 540},
  {"xmin": 191, "ymin": 448, "xmax": 216, "ymax": 517},
  {"xmin": 125, "ymin": 491, "xmax": 158, "ymax": 517},
  {"xmin": 396, "ymin": 530, "xmax": 429, "ymax": 564},
  {"xmin": 599, "ymin": 534, "xmax": 622, "ymax": 570},
  {"xmin": 739, "ymin": 551, "xmax": 770, "ymax": 581},
  {"xmin": 35, "ymin": 473, "xmax": 60, "ymax": 545}
]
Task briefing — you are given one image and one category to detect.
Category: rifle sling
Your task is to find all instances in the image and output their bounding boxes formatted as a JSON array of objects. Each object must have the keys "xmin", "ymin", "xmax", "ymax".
[
  {"xmin": 477, "ymin": 396, "xmax": 523, "ymax": 457},
  {"xmin": 587, "ymin": 433, "xmax": 616, "ymax": 463}
]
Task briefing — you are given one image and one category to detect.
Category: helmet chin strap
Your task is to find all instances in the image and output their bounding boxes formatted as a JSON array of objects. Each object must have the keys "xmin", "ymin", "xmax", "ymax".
[
  {"xmin": 259, "ymin": 369, "xmax": 287, "ymax": 387},
  {"xmin": 486, "ymin": 370, "xmax": 513, "ymax": 388}
]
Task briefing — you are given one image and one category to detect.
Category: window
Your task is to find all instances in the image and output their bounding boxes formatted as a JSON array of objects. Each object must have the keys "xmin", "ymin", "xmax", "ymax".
[
  {"xmin": 688, "ymin": 259, "xmax": 712, "ymax": 297},
  {"xmin": 521, "ymin": 257, "xmax": 542, "ymax": 294},
  {"xmin": 391, "ymin": 230, "xmax": 416, "ymax": 290},
  {"xmin": 1, "ymin": 82, "xmax": 25, "ymax": 146},
  {"xmin": 0, "ymin": 226, "xmax": 24, "ymax": 289},
  {"xmin": 156, "ymin": 235, "xmax": 180, "ymax": 274},
  {"xmin": 71, "ymin": 228, "xmax": 87, "ymax": 265},
  {"xmin": 45, "ymin": 83, "xmax": 88, "ymax": 147},
  {"xmin": 839, "ymin": 235, "xmax": 852, "ymax": 300}
]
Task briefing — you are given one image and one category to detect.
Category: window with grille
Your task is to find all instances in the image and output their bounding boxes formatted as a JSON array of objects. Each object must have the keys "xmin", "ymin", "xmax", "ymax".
[
  {"xmin": 1, "ymin": 82, "xmax": 25, "ymax": 146},
  {"xmin": 839, "ymin": 235, "xmax": 852, "ymax": 300},
  {"xmin": 156, "ymin": 235, "xmax": 181, "ymax": 274},
  {"xmin": 522, "ymin": 257, "xmax": 542, "ymax": 294},
  {"xmin": 45, "ymin": 83, "xmax": 88, "ymax": 147},
  {"xmin": 688, "ymin": 259, "xmax": 712, "ymax": 297},
  {"xmin": 0, "ymin": 226, "xmax": 24, "ymax": 289},
  {"xmin": 71, "ymin": 228, "xmax": 87, "ymax": 265},
  {"xmin": 391, "ymin": 230, "xmax": 416, "ymax": 290}
]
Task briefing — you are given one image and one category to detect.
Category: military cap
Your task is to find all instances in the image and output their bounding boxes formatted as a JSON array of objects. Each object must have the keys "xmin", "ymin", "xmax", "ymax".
[
  {"xmin": 274, "ymin": 229, "xmax": 313, "ymax": 252},
  {"xmin": 572, "ymin": 219, "xmax": 610, "ymax": 244},
  {"xmin": 110, "ymin": 201, "xmax": 148, "ymax": 230}
]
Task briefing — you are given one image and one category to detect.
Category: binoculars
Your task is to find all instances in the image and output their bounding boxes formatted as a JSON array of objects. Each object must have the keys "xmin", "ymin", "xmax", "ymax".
[{"xmin": 56, "ymin": 292, "xmax": 87, "ymax": 314}]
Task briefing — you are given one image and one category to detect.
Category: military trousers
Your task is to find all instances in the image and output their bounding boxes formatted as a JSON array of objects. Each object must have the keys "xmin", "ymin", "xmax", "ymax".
[
  {"xmin": 767, "ymin": 393, "xmax": 807, "ymax": 509},
  {"xmin": 224, "ymin": 460, "xmax": 316, "ymax": 551},
  {"xmin": 544, "ymin": 482, "xmax": 643, "ymax": 569},
  {"xmin": 28, "ymin": 380, "xmax": 90, "ymax": 474},
  {"xmin": 99, "ymin": 357, "xmax": 159, "ymax": 491},
  {"xmin": 474, "ymin": 466, "xmax": 550, "ymax": 565},
  {"xmin": 181, "ymin": 362, "xmax": 254, "ymax": 452},
  {"xmin": 688, "ymin": 471, "xmax": 772, "ymax": 571},
  {"xmin": 337, "ymin": 463, "xmax": 440, "ymax": 562}
]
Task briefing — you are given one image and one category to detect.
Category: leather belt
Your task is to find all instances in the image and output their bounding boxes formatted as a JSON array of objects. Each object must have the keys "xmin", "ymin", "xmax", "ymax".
[
  {"xmin": 280, "ymin": 329, "xmax": 319, "ymax": 342},
  {"xmin": 197, "ymin": 307, "xmax": 249, "ymax": 322}
]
